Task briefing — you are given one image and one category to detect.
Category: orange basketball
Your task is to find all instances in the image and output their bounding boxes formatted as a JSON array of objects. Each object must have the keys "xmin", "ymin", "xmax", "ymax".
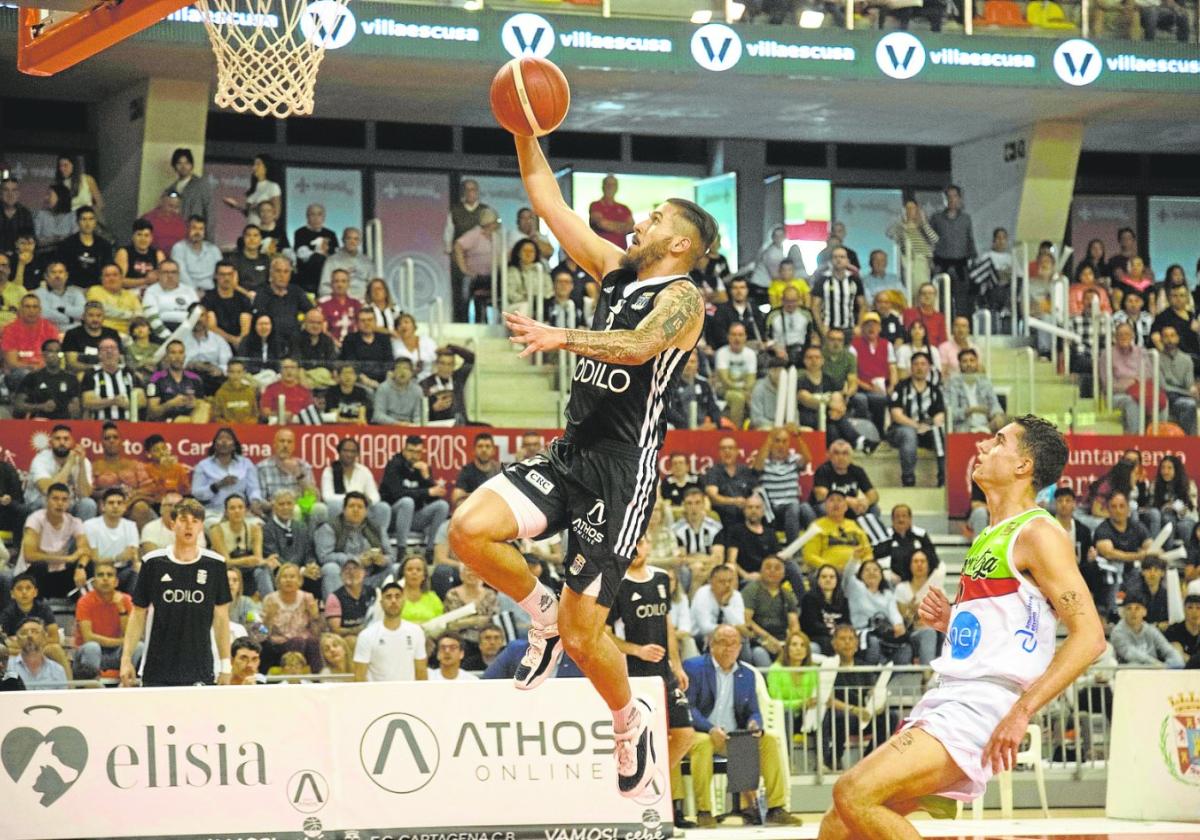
[
  {"xmin": 490, "ymin": 57, "xmax": 570, "ymax": 137},
  {"xmin": 1150, "ymin": 421, "xmax": 1186, "ymax": 437}
]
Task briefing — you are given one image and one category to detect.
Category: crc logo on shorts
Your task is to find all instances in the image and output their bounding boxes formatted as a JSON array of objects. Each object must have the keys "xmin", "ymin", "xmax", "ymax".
[
  {"xmin": 570, "ymin": 553, "xmax": 587, "ymax": 575},
  {"xmin": 875, "ymin": 32, "xmax": 925, "ymax": 80},
  {"xmin": 301, "ymin": 0, "xmax": 356, "ymax": 50},
  {"xmin": 1053, "ymin": 39, "xmax": 1102, "ymax": 86},
  {"xmin": 947, "ymin": 611, "xmax": 982, "ymax": 660},
  {"xmin": 360, "ymin": 713, "xmax": 440, "ymax": 794},
  {"xmin": 690, "ymin": 23, "xmax": 742, "ymax": 72},
  {"xmin": 525, "ymin": 470, "xmax": 555, "ymax": 495},
  {"xmin": 501, "ymin": 12, "xmax": 555, "ymax": 59}
]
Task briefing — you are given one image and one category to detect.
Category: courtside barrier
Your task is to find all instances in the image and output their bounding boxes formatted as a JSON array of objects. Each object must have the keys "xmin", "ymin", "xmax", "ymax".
[
  {"xmin": 1105, "ymin": 670, "xmax": 1200, "ymax": 821},
  {"xmin": 1, "ymin": 678, "xmax": 674, "ymax": 840}
]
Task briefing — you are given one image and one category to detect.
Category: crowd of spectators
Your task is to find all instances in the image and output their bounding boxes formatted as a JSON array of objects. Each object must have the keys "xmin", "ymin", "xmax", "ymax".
[{"xmin": 0, "ymin": 150, "xmax": 482, "ymax": 431}]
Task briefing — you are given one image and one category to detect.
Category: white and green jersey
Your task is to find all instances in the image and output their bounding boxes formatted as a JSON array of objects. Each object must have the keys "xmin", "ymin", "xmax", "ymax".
[{"xmin": 933, "ymin": 507, "xmax": 1057, "ymax": 689}]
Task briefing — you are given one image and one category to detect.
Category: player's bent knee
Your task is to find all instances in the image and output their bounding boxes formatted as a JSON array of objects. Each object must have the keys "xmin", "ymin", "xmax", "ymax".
[
  {"xmin": 817, "ymin": 807, "xmax": 850, "ymax": 840},
  {"xmin": 831, "ymin": 771, "xmax": 871, "ymax": 816}
]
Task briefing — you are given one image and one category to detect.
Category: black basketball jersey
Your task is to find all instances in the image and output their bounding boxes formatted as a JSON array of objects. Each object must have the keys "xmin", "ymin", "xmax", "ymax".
[
  {"xmin": 133, "ymin": 548, "xmax": 231, "ymax": 686},
  {"xmin": 609, "ymin": 565, "xmax": 672, "ymax": 678},
  {"xmin": 565, "ymin": 270, "xmax": 697, "ymax": 453}
]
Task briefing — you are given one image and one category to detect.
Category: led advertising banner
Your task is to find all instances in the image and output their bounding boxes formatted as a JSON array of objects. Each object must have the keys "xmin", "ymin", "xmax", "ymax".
[
  {"xmin": 783, "ymin": 178, "xmax": 832, "ymax": 275},
  {"xmin": 694, "ymin": 172, "xmax": 739, "ymax": 272},
  {"xmin": 1147, "ymin": 196, "xmax": 1200, "ymax": 279},
  {"xmin": 372, "ymin": 170, "xmax": 451, "ymax": 319},
  {"xmin": 284, "ymin": 165, "xmax": 364, "ymax": 246},
  {"xmin": 27, "ymin": 3, "xmax": 1199, "ymax": 93}
]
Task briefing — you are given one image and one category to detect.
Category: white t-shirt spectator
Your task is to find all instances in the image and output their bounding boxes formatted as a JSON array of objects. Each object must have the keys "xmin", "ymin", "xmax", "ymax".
[
  {"xmin": 142, "ymin": 282, "xmax": 200, "ymax": 326},
  {"xmin": 25, "ymin": 450, "xmax": 94, "ymax": 508},
  {"xmin": 14, "ymin": 509, "xmax": 86, "ymax": 576},
  {"xmin": 83, "ymin": 516, "xmax": 139, "ymax": 567},
  {"xmin": 427, "ymin": 668, "xmax": 479, "ymax": 682},
  {"xmin": 715, "ymin": 345, "xmax": 758, "ymax": 380},
  {"xmin": 353, "ymin": 619, "xmax": 427, "ymax": 682}
]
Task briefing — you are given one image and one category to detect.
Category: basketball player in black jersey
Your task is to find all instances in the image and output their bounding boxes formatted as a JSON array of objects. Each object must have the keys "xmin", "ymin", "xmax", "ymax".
[
  {"xmin": 449, "ymin": 133, "xmax": 716, "ymax": 799},
  {"xmin": 607, "ymin": 535, "xmax": 696, "ymax": 827}
]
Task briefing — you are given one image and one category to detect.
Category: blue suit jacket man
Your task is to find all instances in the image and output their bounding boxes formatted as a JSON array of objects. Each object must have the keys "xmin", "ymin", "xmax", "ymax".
[{"xmin": 683, "ymin": 654, "xmax": 762, "ymax": 733}]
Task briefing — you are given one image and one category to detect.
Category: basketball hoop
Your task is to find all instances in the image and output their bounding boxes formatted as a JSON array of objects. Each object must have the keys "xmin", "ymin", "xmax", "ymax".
[{"xmin": 194, "ymin": 0, "xmax": 349, "ymax": 118}]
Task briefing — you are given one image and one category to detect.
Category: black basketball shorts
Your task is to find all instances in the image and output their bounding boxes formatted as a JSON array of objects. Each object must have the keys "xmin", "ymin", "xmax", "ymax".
[{"xmin": 482, "ymin": 438, "xmax": 659, "ymax": 609}]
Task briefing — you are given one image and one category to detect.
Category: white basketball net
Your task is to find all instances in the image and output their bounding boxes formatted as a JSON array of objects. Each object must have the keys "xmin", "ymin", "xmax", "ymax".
[{"xmin": 193, "ymin": 0, "xmax": 349, "ymax": 118}]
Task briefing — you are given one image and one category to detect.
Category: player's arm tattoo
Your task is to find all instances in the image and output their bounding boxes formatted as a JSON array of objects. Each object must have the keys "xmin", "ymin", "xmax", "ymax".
[
  {"xmin": 1056, "ymin": 590, "xmax": 1085, "ymax": 617},
  {"xmin": 563, "ymin": 282, "xmax": 704, "ymax": 365},
  {"xmin": 890, "ymin": 731, "xmax": 916, "ymax": 754}
]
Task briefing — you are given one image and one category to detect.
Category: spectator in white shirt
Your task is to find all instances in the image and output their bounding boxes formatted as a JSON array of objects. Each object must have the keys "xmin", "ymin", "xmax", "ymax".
[
  {"xmin": 715, "ymin": 322, "xmax": 758, "ymax": 429},
  {"xmin": 83, "ymin": 488, "xmax": 140, "ymax": 592},
  {"xmin": 320, "ymin": 436, "xmax": 392, "ymax": 537},
  {"xmin": 690, "ymin": 564, "xmax": 750, "ymax": 652},
  {"xmin": 353, "ymin": 582, "xmax": 428, "ymax": 682},
  {"xmin": 428, "ymin": 632, "xmax": 479, "ymax": 681},
  {"xmin": 171, "ymin": 217, "xmax": 223, "ymax": 292},
  {"xmin": 142, "ymin": 259, "xmax": 199, "ymax": 333}
]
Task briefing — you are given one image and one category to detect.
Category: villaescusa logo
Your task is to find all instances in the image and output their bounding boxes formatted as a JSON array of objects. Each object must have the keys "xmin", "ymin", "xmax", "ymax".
[
  {"xmin": 1053, "ymin": 39, "xmax": 1103, "ymax": 86},
  {"xmin": 690, "ymin": 23, "xmax": 743, "ymax": 72},
  {"xmin": 501, "ymin": 12, "xmax": 555, "ymax": 59},
  {"xmin": 1160, "ymin": 692, "xmax": 1200, "ymax": 786},
  {"xmin": 875, "ymin": 32, "xmax": 925, "ymax": 79},
  {"xmin": 300, "ymin": 0, "xmax": 356, "ymax": 49}
]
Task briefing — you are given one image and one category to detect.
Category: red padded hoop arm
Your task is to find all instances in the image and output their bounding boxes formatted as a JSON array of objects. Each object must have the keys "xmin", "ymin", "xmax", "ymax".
[{"xmin": 18, "ymin": 0, "xmax": 192, "ymax": 76}]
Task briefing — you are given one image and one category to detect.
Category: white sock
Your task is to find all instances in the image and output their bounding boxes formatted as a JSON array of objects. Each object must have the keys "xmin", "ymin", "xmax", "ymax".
[
  {"xmin": 517, "ymin": 580, "xmax": 558, "ymax": 627},
  {"xmin": 613, "ymin": 698, "xmax": 639, "ymax": 734}
]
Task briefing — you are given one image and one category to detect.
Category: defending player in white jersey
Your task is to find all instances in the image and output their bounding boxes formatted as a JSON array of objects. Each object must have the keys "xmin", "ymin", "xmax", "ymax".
[{"xmin": 818, "ymin": 415, "xmax": 1106, "ymax": 840}]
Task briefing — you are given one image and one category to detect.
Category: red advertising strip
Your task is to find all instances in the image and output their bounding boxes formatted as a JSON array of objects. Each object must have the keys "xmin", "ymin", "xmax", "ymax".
[
  {"xmin": 1, "ymin": 422, "xmax": 827, "ymax": 495},
  {"xmin": 946, "ymin": 432, "xmax": 1187, "ymax": 518}
]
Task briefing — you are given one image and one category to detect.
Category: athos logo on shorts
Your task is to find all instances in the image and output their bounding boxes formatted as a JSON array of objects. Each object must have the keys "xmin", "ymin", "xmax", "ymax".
[
  {"xmin": 525, "ymin": 470, "xmax": 555, "ymax": 495},
  {"xmin": 573, "ymin": 358, "xmax": 631, "ymax": 394},
  {"xmin": 301, "ymin": 0, "xmax": 356, "ymax": 50},
  {"xmin": 501, "ymin": 12, "xmax": 555, "ymax": 59},
  {"xmin": 875, "ymin": 32, "xmax": 925, "ymax": 80},
  {"xmin": 572, "ymin": 501, "xmax": 607, "ymax": 547},
  {"xmin": 587, "ymin": 500, "xmax": 606, "ymax": 526},
  {"xmin": 1053, "ymin": 39, "xmax": 1102, "ymax": 86},
  {"xmin": 947, "ymin": 611, "xmax": 982, "ymax": 659},
  {"xmin": 359, "ymin": 713, "xmax": 439, "ymax": 794},
  {"xmin": 690, "ymin": 23, "xmax": 742, "ymax": 72}
]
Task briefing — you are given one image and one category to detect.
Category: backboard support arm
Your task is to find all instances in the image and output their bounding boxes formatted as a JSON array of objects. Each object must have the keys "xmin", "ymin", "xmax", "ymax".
[{"xmin": 18, "ymin": 0, "xmax": 193, "ymax": 76}]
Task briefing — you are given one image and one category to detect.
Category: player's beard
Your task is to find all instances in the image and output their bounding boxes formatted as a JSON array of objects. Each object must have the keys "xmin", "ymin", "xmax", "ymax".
[{"xmin": 620, "ymin": 236, "xmax": 671, "ymax": 274}]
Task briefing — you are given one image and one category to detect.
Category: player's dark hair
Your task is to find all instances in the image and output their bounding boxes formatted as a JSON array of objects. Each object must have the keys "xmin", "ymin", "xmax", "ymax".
[
  {"xmin": 665, "ymin": 198, "xmax": 718, "ymax": 258},
  {"xmin": 209, "ymin": 426, "xmax": 243, "ymax": 458},
  {"xmin": 46, "ymin": 482, "xmax": 70, "ymax": 498},
  {"xmin": 957, "ymin": 348, "xmax": 978, "ymax": 363},
  {"xmin": 683, "ymin": 487, "xmax": 706, "ymax": 501},
  {"xmin": 12, "ymin": 573, "xmax": 37, "ymax": 590},
  {"xmin": 473, "ymin": 432, "xmax": 494, "ymax": 444},
  {"xmin": 1013, "ymin": 414, "xmax": 1069, "ymax": 489},
  {"xmin": 102, "ymin": 487, "xmax": 126, "ymax": 502},
  {"xmin": 1054, "ymin": 485, "xmax": 1076, "ymax": 499},
  {"xmin": 132, "ymin": 218, "xmax": 153, "ymax": 233},
  {"xmin": 343, "ymin": 490, "xmax": 368, "ymax": 508}
]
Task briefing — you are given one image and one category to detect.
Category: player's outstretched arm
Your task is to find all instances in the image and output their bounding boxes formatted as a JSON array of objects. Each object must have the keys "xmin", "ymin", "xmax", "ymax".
[
  {"xmin": 505, "ymin": 280, "xmax": 704, "ymax": 364},
  {"xmin": 514, "ymin": 135, "xmax": 625, "ymax": 281},
  {"xmin": 982, "ymin": 518, "xmax": 1107, "ymax": 772}
]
